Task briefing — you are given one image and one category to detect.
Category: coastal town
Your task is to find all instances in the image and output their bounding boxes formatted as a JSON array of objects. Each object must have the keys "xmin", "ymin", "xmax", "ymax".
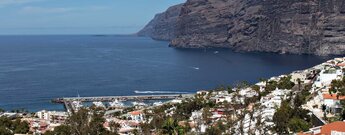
[{"xmin": 2, "ymin": 58, "xmax": 345, "ymax": 135}]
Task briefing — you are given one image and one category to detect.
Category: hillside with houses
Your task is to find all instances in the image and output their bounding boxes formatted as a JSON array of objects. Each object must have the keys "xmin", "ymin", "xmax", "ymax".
[{"xmin": 2, "ymin": 58, "xmax": 345, "ymax": 134}]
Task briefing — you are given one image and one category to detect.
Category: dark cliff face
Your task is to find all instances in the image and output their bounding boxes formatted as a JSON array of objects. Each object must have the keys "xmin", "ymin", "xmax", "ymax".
[
  {"xmin": 139, "ymin": 0, "xmax": 345, "ymax": 55},
  {"xmin": 137, "ymin": 4, "xmax": 183, "ymax": 41}
]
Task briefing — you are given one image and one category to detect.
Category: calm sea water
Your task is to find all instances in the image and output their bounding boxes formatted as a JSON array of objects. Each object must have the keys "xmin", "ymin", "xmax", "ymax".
[{"xmin": 0, "ymin": 35, "xmax": 335, "ymax": 112}]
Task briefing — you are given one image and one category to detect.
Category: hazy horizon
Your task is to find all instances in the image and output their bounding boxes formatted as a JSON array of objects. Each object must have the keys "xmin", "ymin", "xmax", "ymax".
[{"xmin": 0, "ymin": 0, "xmax": 185, "ymax": 35}]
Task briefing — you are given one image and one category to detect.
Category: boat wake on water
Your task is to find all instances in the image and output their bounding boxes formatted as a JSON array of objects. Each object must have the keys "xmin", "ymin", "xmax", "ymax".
[
  {"xmin": 191, "ymin": 67, "xmax": 200, "ymax": 70},
  {"xmin": 134, "ymin": 90, "xmax": 189, "ymax": 94}
]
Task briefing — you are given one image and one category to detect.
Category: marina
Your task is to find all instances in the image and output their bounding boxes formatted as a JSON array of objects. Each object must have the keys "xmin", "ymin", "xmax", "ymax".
[{"xmin": 52, "ymin": 94, "xmax": 194, "ymax": 112}]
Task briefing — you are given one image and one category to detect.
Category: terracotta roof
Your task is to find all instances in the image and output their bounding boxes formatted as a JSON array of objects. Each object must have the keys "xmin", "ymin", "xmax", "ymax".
[
  {"xmin": 336, "ymin": 63, "xmax": 345, "ymax": 67},
  {"xmin": 319, "ymin": 121, "xmax": 345, "ymax": 135},
  {"xmin": 129, "ymin": 111, "xmax": 141, "ymax": 115},
  {"xmin": 323, "ymin": 94, "xmax": 345, "ymax": 100}
]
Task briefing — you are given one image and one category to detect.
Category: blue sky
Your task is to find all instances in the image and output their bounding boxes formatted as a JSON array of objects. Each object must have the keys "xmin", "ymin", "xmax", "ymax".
[{"xmin": 0, "ymin": 0, "xmax": 185, "ymax": 35}]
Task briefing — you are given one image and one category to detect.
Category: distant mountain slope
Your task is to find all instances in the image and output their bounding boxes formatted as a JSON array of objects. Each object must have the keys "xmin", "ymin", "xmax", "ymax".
[{"xmin": 138, "ymin": 0, "xmax": 345, "ymax": 56}]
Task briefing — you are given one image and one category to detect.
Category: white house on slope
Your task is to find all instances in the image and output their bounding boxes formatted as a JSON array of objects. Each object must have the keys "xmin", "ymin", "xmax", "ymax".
[{"xmin": 314, "ymin": 68, "xmax": 343, "ymax": 88}]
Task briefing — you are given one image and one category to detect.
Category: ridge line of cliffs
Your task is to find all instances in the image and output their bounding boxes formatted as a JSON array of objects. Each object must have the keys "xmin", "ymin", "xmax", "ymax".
[{"xmin": 137, "ymin": 0, "xmax": 345, "ymax": 56}]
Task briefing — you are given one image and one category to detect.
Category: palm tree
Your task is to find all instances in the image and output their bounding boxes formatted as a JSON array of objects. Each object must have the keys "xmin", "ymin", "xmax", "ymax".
[{"xmin": 162, "ymin": 117, "xmax": 178, "ymax": 135}]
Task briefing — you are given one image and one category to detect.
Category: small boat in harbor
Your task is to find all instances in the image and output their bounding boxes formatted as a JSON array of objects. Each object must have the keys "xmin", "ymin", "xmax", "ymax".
[
  {"xmin": 93, "ymin": 101, "xmax": 105, "ymax": 108},
  {"xmin": 132, "ymin": 101, "xmax": 147, "ymax": 107},
  {"xmin": 109, "ymin": 99, "xmax": 124, "ymax": 108},
  {"xmin": 72, "ymin": 101, "xmax": 83, "ymax": 111},
  {"xmin": 153, "ymin": 101, "xmax": 163, "ymax": 106}
]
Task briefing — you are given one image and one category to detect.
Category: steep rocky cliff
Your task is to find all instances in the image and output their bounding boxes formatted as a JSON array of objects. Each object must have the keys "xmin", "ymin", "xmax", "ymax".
[
  {"xmin": 139, "ymin": 0, "xmax": 345, "ymax": 55},
  {"xmin": 137, "ymin": 4, "xmax": 183, "ymax": 40}
]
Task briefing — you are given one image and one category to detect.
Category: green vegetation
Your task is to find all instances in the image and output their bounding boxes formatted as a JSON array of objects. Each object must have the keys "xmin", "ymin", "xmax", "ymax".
[
  {"xmin": 274, "ymin": 99, "xmax": 311, "ymax": 134},
  {"xmin": 278, "ymin": 76, "xmax": 295, "ymax": 90},
  {"xmin": 45, "ymin": 108, "xmax": 119, "ymax": 135},
  {"xmin": 329, "ymin": 76, "xmax": 345, "ymax": 95},
  {"xmin": 214, "ymin": 85, "xmax": 233, "ymax": 94},
  {"xmin": 162, "ymin": 117, "xmax": 179, "ymax": 135},
  {"xmin": 264, "ymin": 76, "xmax": 295, "ymax": 93},
  {"xmin": 273, "ymin": 86, "xmax": 312, "ymax": 134},
  {"xmin": 205, "ymin": 126, "xmax": 222, "ymax": 135},
  {"xmin": 273, "ymin": 100, "xmax": 291, "ymax": 134},
  {"xmin": 0, "ymin": 116, "xmax": 30, "ymax": 135},
  {"xmin": 294, "ymin": 89, "xmax": 311, "ymax": 108},
  {"xmin": 173, "ymin": 95, "xmax": 215, "ymax": 121},
  {"xmin": 45, "ymin": 125, "xmax": 72, "ymax": 135},
  {"xmin": 143, "ymin": 94, "xmax": 216, "ymax": 134},
  {"xmin": 0, "ymin": 127, "xmax": 12, "ymax": 135},
  {"xmin": 251, "ymin": 85, "xmax": 260, "ymax": 92},
  {"xmin": 288, "ymin": 117, "xmax": 310, "ymax": 132},
  {"xmin": 329, "ymin": 77, "xmax": 345, "ymax": 120},
  {"xmin": 264, "ymin": 80, "xmax": 278, "ymax": 92}
]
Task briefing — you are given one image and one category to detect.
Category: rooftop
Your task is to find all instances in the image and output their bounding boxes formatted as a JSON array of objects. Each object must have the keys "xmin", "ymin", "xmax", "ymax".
[
  {"xmin": 323, "ymin": 94, "xmax": 345, "ymax": 100},
  {"xmin": 129, "ymin": 111, "xmax": 142, "ymax": 116},
  {"xmin": 319, "ymin": 121, "xmax": 345, "ymax": 135}
]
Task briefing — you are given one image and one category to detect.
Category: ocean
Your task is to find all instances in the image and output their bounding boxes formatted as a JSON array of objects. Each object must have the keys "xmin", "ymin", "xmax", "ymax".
[{"xmin": 0, "ymin": 35, "xmax": 335, "ymax": 112}]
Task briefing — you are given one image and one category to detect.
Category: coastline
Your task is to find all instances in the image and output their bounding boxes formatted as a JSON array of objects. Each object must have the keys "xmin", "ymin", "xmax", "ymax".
[{"xmin": 2, "ymin": 57, "xmax": 345, "ymax": 134}]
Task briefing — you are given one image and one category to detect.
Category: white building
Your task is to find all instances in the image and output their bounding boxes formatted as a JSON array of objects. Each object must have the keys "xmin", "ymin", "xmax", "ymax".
[
  {"xmin": 37, "ymin": 110, "xmax": 49, "ymax": 120},
  {"xmin": 322, "ymin": 94, "xmax": 345, "ymax": 113},
  {"xmin": 290, "ymin": 70, "xmax": 309, "ymax": 84},
  {"xmin": 261, "ymin": 88, "xmax": 290, "ymax": 108},
  {"xmin": 212, "ymin": 95, "xmax": 232, "ymax": 104},
  {"xmin": 190, "ymin": 110, "xmax": 203, "ymax": 121},
  {"xmin": 255, "ymin": 81, "xmax": 266, "ymax": 92},
  {"xmin": 36, "ymin": 110, "xmax": 68, "ymax": 124},
  {"xmin": 239, "ymin": 88, "xmax": 258, "ymax": 97},
  {"xmin": 303, "ymin": 121, "xmax": 345, "ymax": 135},
  {"xmin": 235, "ymin": 88, "xmax": 291, "ymax": 135},
  {"xmin": 0, "ymin": 112, "xmax": 17, "ymax": 119},
  {"xmin": 127, "ymin": 111, "xmax": 144, "ymax": 122},
  {"xmin": 171, "ymin": 99, "xmax": 182, "ymax": 104},
  {"xmin": 314, "ymin": 69, "xmax": 343, "ymax": 88},
  {"xmin": 197, "ymin": 90, "xmax": 209, "ymax": 95}
]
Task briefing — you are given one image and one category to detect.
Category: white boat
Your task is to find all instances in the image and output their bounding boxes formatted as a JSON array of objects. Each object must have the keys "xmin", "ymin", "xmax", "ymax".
[
  {"xmin": 93, "ymin": 101, "xmax": 105, "ymax": 108},
  {"xmin": 153, "ymin": 101, "xmax": 163, "ymax": 106},
  {"xmin": 109, "ymin": 99, "xmax": 124, "ymax": 108},
  {"xmin": 193, "ymin": 67, "xmax": 200, "ymax": 70},
  {"xmin": 214, "ymin": 51, "xmax": 219, "ymax": 54},
  {"xmin": 73, "ymin": 92, "xmax": 83, "ymax": 111},
  {"xmin": 132, "ymin": 101, "xmax": 147, "ymax": 106}
]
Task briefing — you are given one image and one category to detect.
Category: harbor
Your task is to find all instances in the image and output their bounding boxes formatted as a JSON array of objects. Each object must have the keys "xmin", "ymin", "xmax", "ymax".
[{"xmin": 52, "ymin": 94, "xmax": 194, "ymax": 112}]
